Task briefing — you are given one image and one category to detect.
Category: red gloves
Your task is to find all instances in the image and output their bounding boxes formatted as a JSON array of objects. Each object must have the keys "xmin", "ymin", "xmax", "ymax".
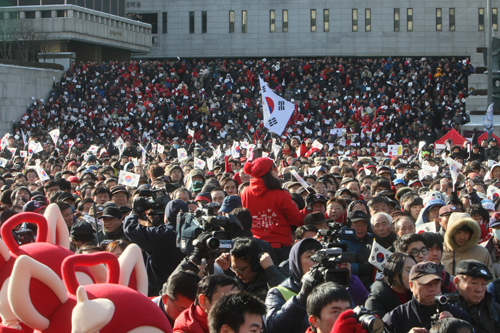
[{"xmin": 330, "ymin": 310, "xmax": 367, "ymax": 333}]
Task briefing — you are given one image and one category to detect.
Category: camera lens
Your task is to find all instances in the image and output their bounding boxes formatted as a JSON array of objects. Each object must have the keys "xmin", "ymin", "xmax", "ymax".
[{"xmin": 206, "ymin": 237, "xmax": 220, "ymax": 250}]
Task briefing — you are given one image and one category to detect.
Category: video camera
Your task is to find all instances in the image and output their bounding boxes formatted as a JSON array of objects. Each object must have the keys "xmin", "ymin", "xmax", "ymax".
[
  {"xmin": 135, "ymin": 186, "xmax": 171, "ymax": 226},
  {"xmin": 318, "ymin": 222, "xmax": 356, "ymax": 246},
  {"xmin": 176, "ymin": 204, "xmax": 243, "ymax": 256},
  {"xmin": 429, "ymin": 293, "xmax": 460, "ymax": 327},
  {"xmin": 308, "ymin": 248, "xmax": 357, "ymax": 286},
  {"xmin": 351, "ymin": 306, "xmax": 384, "ymax": 333}
]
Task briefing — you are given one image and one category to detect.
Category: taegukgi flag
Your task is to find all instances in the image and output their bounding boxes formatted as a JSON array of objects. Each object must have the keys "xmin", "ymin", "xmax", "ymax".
[
  {"xmin": 259, "ymin": 77, "xmax": 295, "ymax": 136},
  {"xmin": 118, "ymin": 171, "xmax": 140, "ymax": 188}
]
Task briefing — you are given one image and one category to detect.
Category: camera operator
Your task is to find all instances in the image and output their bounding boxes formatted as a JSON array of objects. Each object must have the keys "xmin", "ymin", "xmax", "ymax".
[
  {"xmin": 383, "ymin": 261, "xmax": 470, "ymax": 333},
  {"xmin": 215, "ymin": 238, "xmax": 286, "ymax": 301},
  {"xmin": 450, "ymin": 260, "xmax": 500, "ymax": 333},
  {"xmin": 340, "ymin": 210, "xmax": 374, "ymax": 277},
  {"xmin": 265, "ymin": 238, "xmax": 368, "ymax": 333},
  {"xmin": 306, "ymin": 282, "xmax": 352, "ymax": 333},
  {"xmin": 152, "ymin": 271, "xmax": 201, "ymax": 327},
  {"xmin": 123, "ymin": 197, "xmax": 184, "ymax": 296},
  {"xmin": 173, "ymin": 275, "xmax": 239, "ymax": 333}
]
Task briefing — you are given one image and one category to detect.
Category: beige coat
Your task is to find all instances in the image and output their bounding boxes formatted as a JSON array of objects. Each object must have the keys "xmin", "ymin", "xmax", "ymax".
[{"xmin": 442, "ymin": 213, "xmax": 496, "ymax": 279}]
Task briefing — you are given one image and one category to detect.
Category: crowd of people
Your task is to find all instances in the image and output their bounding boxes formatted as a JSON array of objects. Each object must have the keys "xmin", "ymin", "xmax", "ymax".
[{"xmin": 0, "ymin": 56, "xmax": 497, "ymax": 332}]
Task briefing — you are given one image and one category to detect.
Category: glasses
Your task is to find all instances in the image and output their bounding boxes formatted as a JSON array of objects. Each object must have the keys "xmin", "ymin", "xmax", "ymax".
[
  {"xmin": 409, "ymin": 247, "xmax": 428, "ymax": 257},
  {"xmin": 230, "ymin": 263, "xmax": 250, "ymax": 275}
]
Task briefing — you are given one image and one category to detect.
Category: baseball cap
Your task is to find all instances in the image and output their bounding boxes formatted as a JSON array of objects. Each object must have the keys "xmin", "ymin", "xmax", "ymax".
[
  {"xmin": 101, "ymin": 206, "xmax": 122, "ymax": 219},
  {"xmin": 456, "ymin": 260, "xmax": 493, "ymax": 280},
  {"xmin": 393, "ymin": 179, "xmax": 406, "ymax": 186},
  {"xmin": 347, "ymin": 210, "xmax": 369, "ymax": 223},
  {"xmin": 22, "ymin": 200, "xmax": 44, "ymax": 213},
  {"xmin": 481, "ymin": 199, "xmax": 495, "ymax": 211},
  {"xmin": 409, "ymin": 261, "xmax": 443, "ymax": 284},
  {"xmin": 219, "ymin": 195, "xmax": 242, "ymax": 214},
  {"xmin": 305, "ymin": 212, "xmax": 333, "ymax": 226},
  {"xmin": 110, "ymin": 185, "xmax": 128, "ymax": 196},
  {"xmin": 439, "ymin": 204, "xmax": 462, "ymax": 216}
]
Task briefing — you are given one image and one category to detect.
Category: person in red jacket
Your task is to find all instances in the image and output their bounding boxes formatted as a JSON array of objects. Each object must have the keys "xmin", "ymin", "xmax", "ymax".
[
  {"xmin": 173, "ymin": 275, "xmax": 239, "ymax": 333},
  {"xmin": 241, "ymin": 157, "xmax": 306, "ymax": 263}
]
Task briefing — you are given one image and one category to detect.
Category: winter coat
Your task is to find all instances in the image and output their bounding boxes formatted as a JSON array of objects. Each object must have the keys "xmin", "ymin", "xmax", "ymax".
[
  {"xmin": 442, "ymin": 213, "xmax": 496, "ymax": 279},
  {"xmin": 451, "ymin": 292, "xmax": 500, "ymax": 333},
  {"xmin": 340, "ymin": 232, "xmax": 374, "ymax": 276},
  {"xmin": 173, "ymin": 304, "xmax": 208, "ymax": 333},
  {"xmin": 382, "ymin": 297, "xmax": 470, "ymax": 333},
  {"xmin": 241, "ymin": 178, "xmax": 305, "ymax": 247},
  {"xmin": 365, "ymin": 279, "xmax": 411, "ymax": 319}
]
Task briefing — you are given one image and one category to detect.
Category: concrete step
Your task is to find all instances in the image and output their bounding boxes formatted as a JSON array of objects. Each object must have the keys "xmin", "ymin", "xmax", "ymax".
[
  {"xmin": 471, "ymin": 52, "xmax": 485, "ymax": 67},
  {"xmin": 469, "ymin": 73, "xmax": 488, "ymax": 90},
  {"xmin": 466, "ymin": 95, "xmax": 488, "ymax": 111}
]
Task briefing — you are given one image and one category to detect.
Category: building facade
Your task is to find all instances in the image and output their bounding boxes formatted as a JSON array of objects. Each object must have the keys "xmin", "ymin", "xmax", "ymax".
[{"xmin": 130, "ymin": 0, "xmax": 499, "ymax": 59}]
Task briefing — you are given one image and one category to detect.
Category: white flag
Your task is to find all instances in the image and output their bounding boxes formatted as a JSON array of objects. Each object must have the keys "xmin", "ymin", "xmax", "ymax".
[
  {"xmin": 290, "ymin": 169, "xmax": 310, "ymax": 192},
  {"xmin": 214, "ymin": 146, "xmax": 222, "ymax": 158},
  {"xmin": 487, "ymin": 185, "xmax": 500, "ymax": 201},
  {"xmin": 446, "ymin": 157, "xmax": 463, "ymax": 191},
  {"xmin": 368, "ymin": 240, "xmax": 393, "ymax": 271},
  {"xmin": 312, "ymin": 140, "xmax": 324, "ymax": 150},
  {"xmin": 157, "ymin": 144, "xmax": 165, "ymax": 154},
  {"xmin": 36, "ymin": 166, "xmax": 51, "ymax": 181},
  {"xmin": 207, "ymin": 156, "xmax": 215, "ymax": 170},
  {"xmin": 0, "ymin": 158, "xmax": 8, "ymax": 168},
  {"xmin": 0, "ymin": 133, "xmax": 10, "ymax": 150},
  {"xmin": 260, "ymin": 77, "xmax": 295, "ymax": 136},
  {"xmin": 188, "ymin": 128, "xmax": 195, "ymax": 137},
  {"xmin": 20, "ymin": 129, "xmax": 27, "ymax": 147},
  {"xmin": 49, "ymin": 129, "xmax": 60, "ymax": 146},
  {"xmin": 115, "ymin": 137, "xmax": 125, "ymax": 156},
  {"xmin": 177, "ymin": 148, "xmax": 188, "ymax": 162},
  {"xmin": 118, "ymin": 171, "xmax": 140, "ymax": 188},
  {"xmin": 416, "ymin": 221, "xmax": 437, "ymax": 234},
  {"xmin": 194, "ymin": 157, "xmax": 206, "ymax": 170}
]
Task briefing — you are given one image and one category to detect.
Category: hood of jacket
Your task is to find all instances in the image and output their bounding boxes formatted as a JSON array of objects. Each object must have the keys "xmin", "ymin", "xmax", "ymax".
[
  {"xmin": 288, "ymin": 238, "xmax": 322, "ymax": 283},
  {"xmin": 248, "ymin": 177, "xmax": 273, "ymax": 197},
  {"xmin": 445, "ymin": 212, "xmax": 481, "ymax": 252},
  {"xmin": 415, "ymin": 198, "xmax": 445, "ymax": 225}
]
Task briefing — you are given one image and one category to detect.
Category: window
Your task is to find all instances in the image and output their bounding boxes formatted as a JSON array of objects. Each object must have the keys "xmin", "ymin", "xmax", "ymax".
[
  {"xmin": 141, "ymin": 13, "xmax": 158, "ymax": 34},
  {"xmin": 162, "ymin": 12, "xmax": 167, "ymax": 34},
  {"xmin": 270, "ymin": 10, "xmax": 275, "ymax": 32},
  {"xmin": 189, "ymin": 11, "xmax": 195, "ymax": 33},
  {"xmin": 202, "ymin": 11, "xmax": 207, "ymax": 33},
  {"xmin": 365, "ymin": 9, "xmax": 371, "ymax": 32},
  {"xmin": 436, "ymin": 8, "xmax": 442, "ymax": 31},
  {"xmin": 494, "ymin": 8, "xmax": 498, "ymax": 31},
  {"xmin": 449, "ymin": 8, "xmax": 455, "ymax": 31},
  {"xmin": 324, "ymin": 9, "xmax": 329, "ymax": 32},
  {"xmin": 283, "ymin": 10, "xmax": 288, "ymax": 32},
  {"xmin": 311, "ymin": 9, "xmax": 316, "ymax": 32},
  {"xmin": 479, "ymin": 8, "xmax": 484, "ymax": 31},
  {"xmin": 229, "ymin": 11, "xmax": 235, "ymax": 33},
  {"xmin": 352, "ymin": 9, "xmax": 358, "ymax": 32},
  {"xmin": 242, "ymin": 10, "xmax": 247, "ymax": 33},
  {"xmin": 394, "ymin": 8, "xmax": 400, "ymax": 32},
  {"xmin": 407, "ymin": 8, "xmax": 413, "ymax": 31}
]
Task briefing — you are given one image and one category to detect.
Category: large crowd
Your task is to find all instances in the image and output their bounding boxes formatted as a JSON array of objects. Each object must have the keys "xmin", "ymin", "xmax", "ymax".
[{"xmin": 0, "ymin": 56, "xmax": 498, "ymax": 333}]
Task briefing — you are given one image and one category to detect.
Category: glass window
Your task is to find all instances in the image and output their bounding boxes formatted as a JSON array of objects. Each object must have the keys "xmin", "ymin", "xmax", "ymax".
[
  {"xmin": 449, "ymin": 8, "xmax": 455, "ymax": 31},
  {"xmin": 436, "ymin": 8, "xmax": 442, "ymax": 31},
  {"xmin": 479, "ymin": 8, "xmax": 484, "ymax": 31},
  {"xmin": 141, "ymin": 13, "xmax": 158, "ymax": 34},
  {"xmin": 229, "ymin": 11, "xmax": 235, "ymax": 33},
  {"xmin": 202, "ymin": 11, "xmax": 207, "ymax": 33},
  {"xmin": 242, "ymin": 10, "xmax": 247, "ymax": 33},
  {"xmin": 394, "ymin": 8, "xmax": 400, "ymax": 32},
  {"xmin": 270, "ymin": 10, "xmax": 275, "ymax": 32},
  {"xmin": 162, "ymin": 12, "xmax": 167, "ymax": 34},
  {"xmin": 407, "ymin": 8, "xmax": 413, "ymax": 31},
  {"xmin": 494, "ymin": 8, "xmax": 498, "ymax": 31},
  {"xmin": 283, "ymin": 10, "xmax": 288, "ymax": 32},
  {"xmin": 324, "ymin": 9, "xmax": 329, "ymax": 32},
  {"xmin": 352, "ymin": 9, "xmax": 358, "ymax": 32},
  {"xmin": 365, "ymin": 9, "xmax": 371, "ymax": 32},
  {"xmin": 189, "ymin": 11, "xmax": 195, "ymax": 33},
  {"xmin": 311, "ymin": 9, "xmax": 316, "ymax": 32}
]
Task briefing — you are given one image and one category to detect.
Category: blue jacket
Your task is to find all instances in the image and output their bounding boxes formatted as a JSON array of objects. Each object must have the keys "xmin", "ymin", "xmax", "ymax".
[
  {"xmin": 123, "ymin": 214, "xmax": 184, "ymax": 296},
  {"xmin": 340, "ymin": 232, "xmax": 374, "ymax": 275}
]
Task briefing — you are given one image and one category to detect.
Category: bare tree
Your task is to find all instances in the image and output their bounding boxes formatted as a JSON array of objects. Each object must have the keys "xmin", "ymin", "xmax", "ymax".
[{"xmin": 0, "ymin": 15, "xmax": 19, "ymax": 60}]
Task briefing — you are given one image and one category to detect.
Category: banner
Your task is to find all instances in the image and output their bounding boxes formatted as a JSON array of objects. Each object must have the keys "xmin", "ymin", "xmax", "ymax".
[{"xmin": 260, "ymin": 77, "xmax": 295, "ymax": 136}]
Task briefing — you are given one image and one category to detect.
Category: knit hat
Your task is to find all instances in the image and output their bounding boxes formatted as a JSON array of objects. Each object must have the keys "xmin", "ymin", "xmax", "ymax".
[{"xmin": 243, "ymin": 157, "xmax": 274, "ymax": 178}]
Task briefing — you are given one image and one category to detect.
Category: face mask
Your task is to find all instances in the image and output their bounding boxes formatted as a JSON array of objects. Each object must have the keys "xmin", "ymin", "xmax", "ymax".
[
  {"xmin": 173, "ymin": 144, "xmax": 179, "ymax": 149},
  {"xmin": 494, "ymin": 229, "xmax": 500, "ymax": 241}
]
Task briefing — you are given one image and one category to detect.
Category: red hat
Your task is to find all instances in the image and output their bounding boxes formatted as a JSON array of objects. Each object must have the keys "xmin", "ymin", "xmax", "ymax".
[
  {"xmin": 67, "ymin": 176, "xmax": 80, "ymax": 183},
  {"xmin": 68, "ymin": 161, "xmax": 78, "ymax": 167},
  {"xmin": 244, "ymin": 157, "xmax": 274, "ymax": 178}
]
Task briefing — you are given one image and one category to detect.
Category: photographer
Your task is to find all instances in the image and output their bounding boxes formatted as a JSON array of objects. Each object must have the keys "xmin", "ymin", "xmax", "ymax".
[
  {"xmin": 123, "ymin": 197, "xmax": 184, "ymax": 296},
  {"xmin": 215, "ymin": 238, "xmax": 286, "ymax": 301},
  {"xmin": 265, "ymin": 238, "xmax": 367, "ymax": 333},
  {"xmin": 306, "ymin": 282, "xmax": 352, "ymax": 333},
  {"xmin": 451, "ymin": 260, "xmax": 500, "ymax": 333},
  {"xmin": 383, "ymin": 261, "xmax": 470, "ymax": 333}
]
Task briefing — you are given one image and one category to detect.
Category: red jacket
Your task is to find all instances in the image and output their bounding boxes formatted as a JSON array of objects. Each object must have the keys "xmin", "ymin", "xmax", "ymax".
[
  {"xmin": 173, "ymin": 304, "xmax": 208, "ymax": 333},
  {"xmin": 241, "ymin": 178, "xmax": 305, "ymax": 247}
]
